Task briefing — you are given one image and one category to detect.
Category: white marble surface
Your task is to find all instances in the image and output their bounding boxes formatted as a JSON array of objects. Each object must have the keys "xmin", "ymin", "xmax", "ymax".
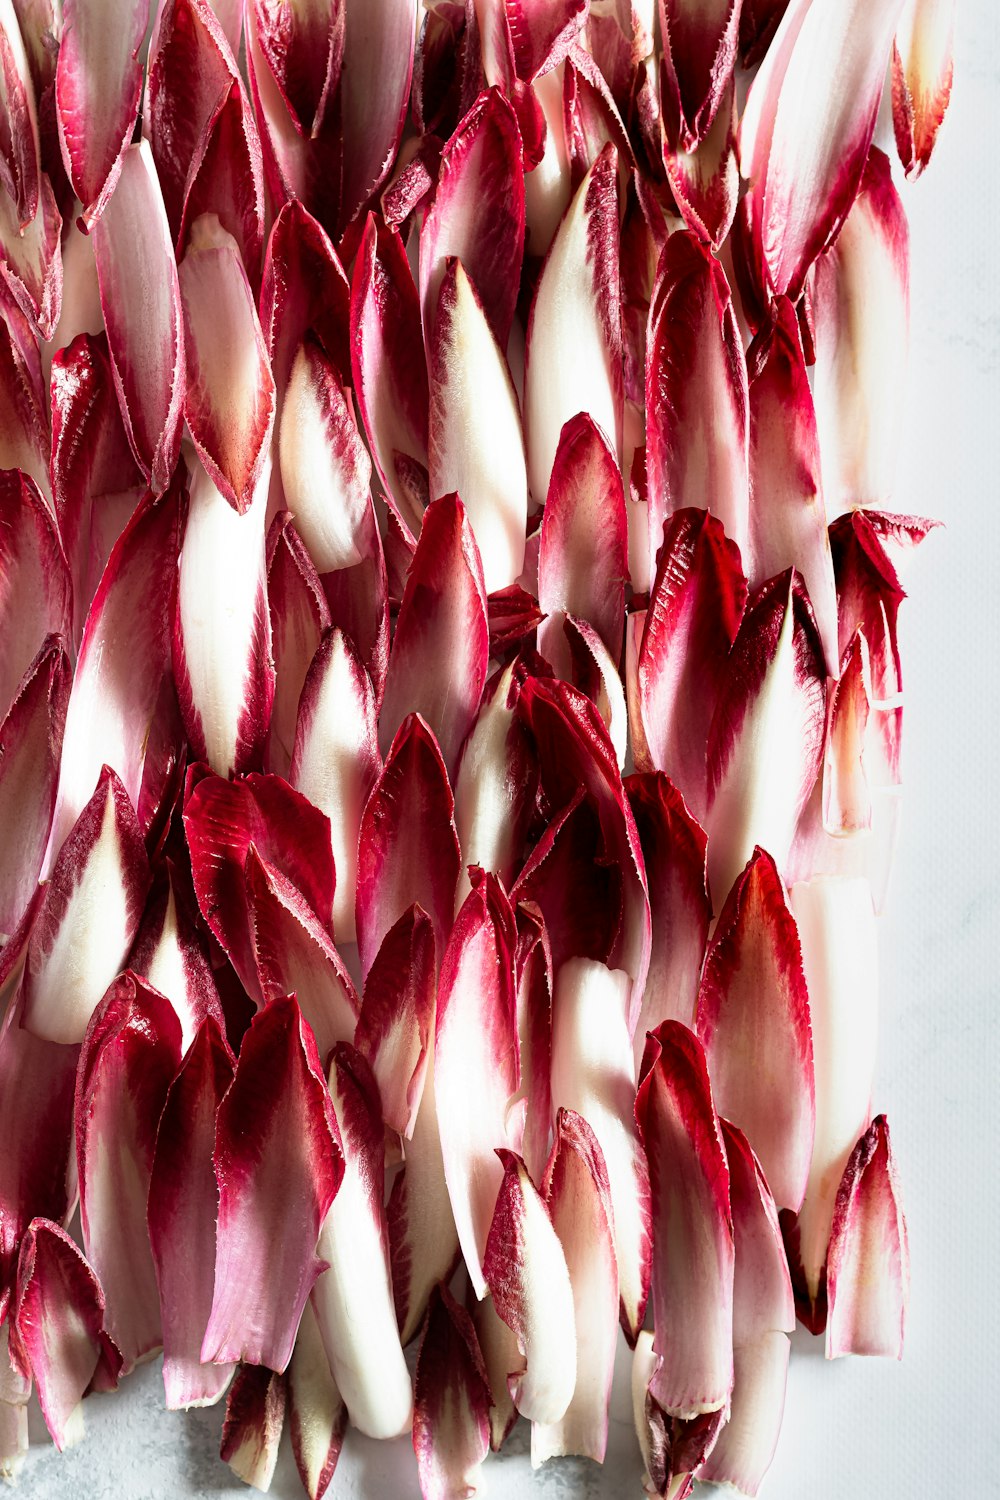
[{"xmin": 18, "ymin": 3, "xmax": 1000, "ymax": 1496}]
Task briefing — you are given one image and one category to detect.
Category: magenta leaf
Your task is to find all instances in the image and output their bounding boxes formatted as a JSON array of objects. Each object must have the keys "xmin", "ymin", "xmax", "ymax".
[{"xmin": 203, "ymin": 995, "xmax": 344, "ymax": 1372}]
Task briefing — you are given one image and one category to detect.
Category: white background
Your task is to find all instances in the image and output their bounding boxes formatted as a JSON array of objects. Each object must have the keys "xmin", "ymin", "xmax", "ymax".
[{"xmin": 19, "ymin": 2, "xmax": 1000, "ymax": 1495}]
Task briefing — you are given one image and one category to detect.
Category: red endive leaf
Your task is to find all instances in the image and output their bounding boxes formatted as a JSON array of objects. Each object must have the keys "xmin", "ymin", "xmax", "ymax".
[
  {"xmin": 511, "ymin": 902, "xmax": 553, "ymax": 1186},
  {"xmin": 291, "ymin": 628, "xmax": 381, "ymax": 945},
  {"xmin": 482, "ymin": 1150, "xmax": 576, "ymax": 1425},
  {"xmin": 184, "ymin": 769, "xmax": 335, "ymax": 991},
  {"xmin": 739, "ymin": 0, "xmax": 790, "ymax": 64},
  {"xmin": 387, "ymin": 1038, "xmax": 461, "ymax": 1347},
  {"xmin": 0, "ymin": 295, "xmax": 49, "ymax": 496},
  {"xmin": 512, "ymin": 789, "xmax": 624, "ymax": 976},
  {"xmin": 145, "ymin": 0, "xmax": 241, "ymax": 242},
  {"xmin": 22, "ymin": 768, "xmax": 150, "ymax": 1045},
  {"xmin": 533, "ymin": 1109, "xmax": 618, "ymax": 1464},
  {"xmin": 825, "ymin": 1115, "xmax": 908, "ymax": 1359},
  {"xmin": 252, "ymin": 0, "xmax": 343, "ymax": 139},
  {"xmin": 524, "ymin": 142, "xmax": 622, "ymax": 507},
  {"xmin": 810, "ymin": 148, "xmax": 909, "ymax": 516},
  {"xmin": 892, "ymin": 0, "xmax": 955, "ymax": 179},
  {"xmin": 413, "ymin": 1282, "xmax": 492, "ymax": 1500},
  {"xmin": 355, "ymin": 713, "xmax": 460, "ymax": 982},
  {"xmin": 436, "ymin": 873, "xmax": 518, "ymax": 1298},
  {"xmin": 0, "ymin": 638, "xmax": 70, "ymax": 940},
  {"xmin": 49, "ymin": 332, "xmax": 146, "ymax": 646},
  {"xmin": 49, "ymin": 478, "xmax": 187, "ymax": 858},
  {"xmin": 453, "ymin": 660, "xmax": 538, "ymax": 908},
  {"xmin": 738, "ymin": 0, "xmax": 905, "ymax": 301},
  {"xmin": 287, "ymin": 1299, "xmax": 346, "ymax": 1500},
  {"xmin": 220, "ymin": 1364, "xmax": 286, "ymax": 1490},
  {"xmin": 697, "ymin": 849, "xmax": 815, "ymax": 1213},
  {"xmin": 337, "ymin": 0, "xmax": 417, "ymax": 232},
  {"xmin": 659, "ymin": 0, "xmax": 740, "ymax": 151},
  {"xmin": 265, "ymin": 511, "xmax": 331, "ymax": 780},
  {"xmin": 246, "ymin": 847, "xmax": 359, "ymax": 1059},
  {"xmin": 507, "ymin": 0, "xmax": 588, "ymax": 79},
  {"xmin": 10, "ymin": 1219, "xmax": 113, "ymax": 1450},
  {"xmin": 350, "ymin": 212, "xmax": 429, "ymax": 539},
  {"xmin": 550, "ymin": 957, "xmax": 651, "ymax": 1345},
  {"xmin": 0, "ymin": 0, "xmax": 40, "ymax": 228},
  {"xmin": 244, "ymin": 0, "xmax": 331, "ymax": 233},
  {"xmin": 203, "ymin": 995, "xmax": 344, "ymax": 1372},
  {"xmin": 787, "ymin": 876, "xmax": 878, "ymax": 1323},
  {"xmin": 562, "ymin": 44, "xmax": 633, "ymax": 187},
  {"xmin": 0, "ymin": 169, "xmax": 60, "ymax": 338},
  {"xmin": 705, "ymin": 571, "xmax": 826, "ymax": 904},
  {"xmin": 76, "ymin": 972, "xmax": 182, "ymax": 1370},
  {"xmin": 427, "ymin": 257, "xmax": 528, "ymax": 595},
  {"xmin": 663, "ymin": 73, "xmax": 739, "ymax": 250},
  {"xmin": 537, "ymin": 412, "xmax": 627, "ymax": 678},
  {"xmin": 91, "ymin": 141, "xmax": 185, "ymax": 495},
  {"xmin": 645, "ymin": 232, "xmax": 749, "ymax": 580},
  {"xmin": 128, "ymin": 861, "xmax": 224, "ymax": 1056},
  {"xmin": 380, "ymin": 494, "xmax": 489, "ymax": 782},
  {"xmin": 625, "ymin": 773, "xmax": 710, "ymax": 1047},
  {"xmin": 174, "ymin": 457, "xmax": 273, "ymax": 777},
  {"xmin": 747, "ymin": 296, "xmax": 838, "ymax": 674},
  {"xmin": 520, "ymin": 674, "xmax": 651, "ymax": 1008},
  {"xmin": 147, "ymin": 1014, "xmax": 235, "ymax": 1409},
  {"xmin": 636, "ymin": 1021, "xmax": 734, "ymax": 1418},
  {"xmin": 356, "ymin": 904, "xmax": 436, "ymax": 1140},
  {"xmin": 0, "ymin": 998, "xmax": 77, "ymax": 1302},
  {"xmin": 311, "ymin": 1045, "xmax": 413, "ymax": 1438},
  {"xmin": 55, "ymin": 0, "xmax": 147, "ymax": 227},
  {"xmin": 420, "ymin": 87, "xmax": 525, "ymax": 346},
  {"xmin": 0, "ymin": 468, "xmax": 71, "ymax": 721},
  {"xmin": 830, "ymin": 507, "xmax": 922, "ymax": 718},
  {"xmin": 697, "ymin": 1121, "xmax": 793, "ymax": 1495},
  {"xmin": 260, "ymin": 197, "xmax": 351, "ymax": 397},
  {"xmin": 177, "ymin": 78, "xmax": 267, "ymax": 285},
  {"xmin": 637, "ymin": 507, "xmax": 746, "ymax": 821},
  {"xmin": 179, "ymin": 215, "xmax": 275, "ymax": 514}
]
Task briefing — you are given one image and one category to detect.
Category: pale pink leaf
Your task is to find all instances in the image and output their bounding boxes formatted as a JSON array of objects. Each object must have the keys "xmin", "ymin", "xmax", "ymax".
[
  {"xmin": 892, "ymin": 0, "xmax": 955, "ymax": 178},
  {"xmin": 533, "ymin": 1109, "xmax": 618, "ymax": 1464}
]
